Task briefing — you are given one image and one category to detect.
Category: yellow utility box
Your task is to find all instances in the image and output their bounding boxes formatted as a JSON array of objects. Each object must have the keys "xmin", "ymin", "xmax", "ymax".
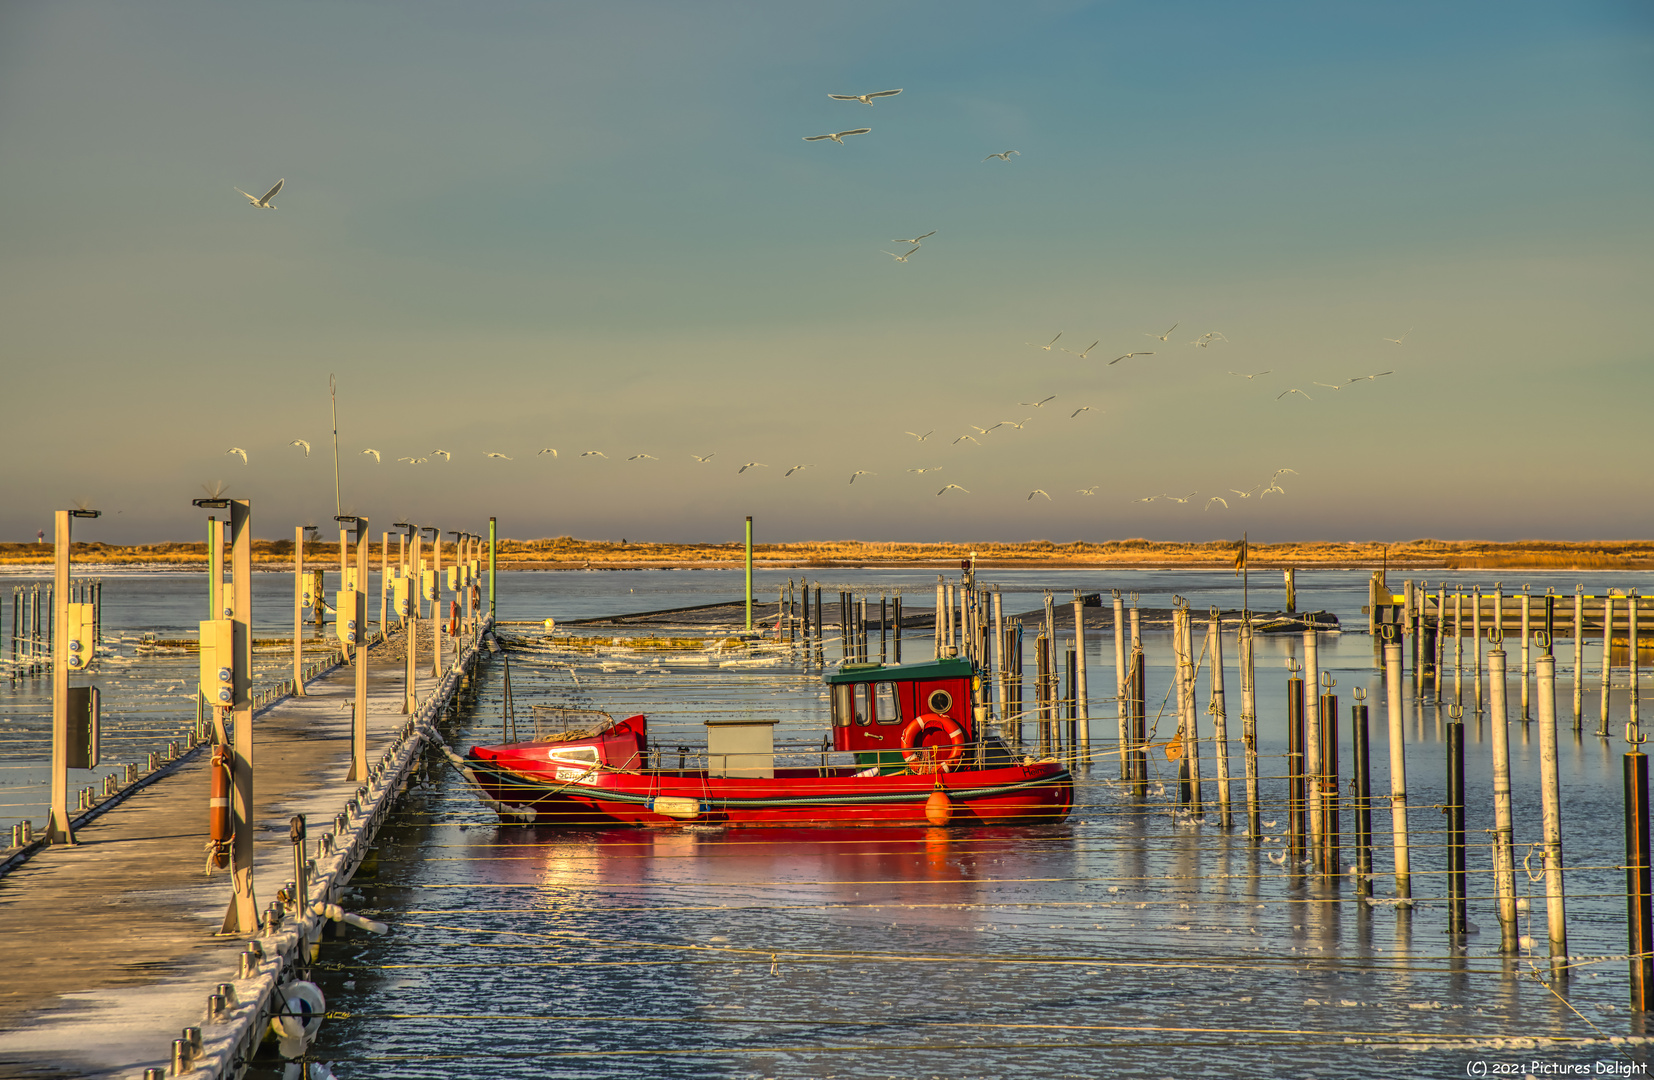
[{"xmin": 199, "ymin": 618, "xmax": 235, "ymax": 705}]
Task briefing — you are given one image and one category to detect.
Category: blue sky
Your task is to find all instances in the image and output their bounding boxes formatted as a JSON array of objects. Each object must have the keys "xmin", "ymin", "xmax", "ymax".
[{"xmin": 2, "ymin": 1, "xmax": 1649, "ymax": 544}]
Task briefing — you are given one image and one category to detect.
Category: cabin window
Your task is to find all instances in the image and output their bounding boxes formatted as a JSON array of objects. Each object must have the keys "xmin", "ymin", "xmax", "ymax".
[
  {"xmin": 927, "ymin": 688, "xmax": 953, "ymax": 715},
  {"xmin": 832, "ymin": 684, "xmax": 859, "ymax": 727},
  {"xmin": 869, "ymin": 682, "xmax": 900, "ymax": 724},
  {"xmin": 550, "ymin": 747, "xmax": 600, "ymax": 765}
]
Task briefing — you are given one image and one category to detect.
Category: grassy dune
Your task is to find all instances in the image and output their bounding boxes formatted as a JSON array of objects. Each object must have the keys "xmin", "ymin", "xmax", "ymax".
[{"xmin": 4, "ymin": 537, "xmax": 1654, "ymax": 570}]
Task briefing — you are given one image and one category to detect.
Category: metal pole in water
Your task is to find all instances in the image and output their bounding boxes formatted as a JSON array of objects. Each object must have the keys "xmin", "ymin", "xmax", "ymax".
[
  {"xmin": 1352, "ymin": 691, "xmax": 1372, "ymax": 898},
  {"xmin": 1173, "ymin": 608, "xmax": 1189, "ymax": 806},
  {"xmin": 1447, "ymin": 702, "xmax": 1466, "ymax": 936},
  {"xmin": 1536, "ymin": 654, "xmax": 1569, "ymax": 967},
  {"xmin": 1521, "ymin": 588, "xmax": 1533, "ymax": 721},
  {"xmin": 292, "ymin": 526, "xmax": 305, "ymax": 696},
  {"xmin": 743, "ymin": 516, "xmax": 753, "ymax": 631},
  {"xmin": 934, "ymin": 576, "xmax": 944, "ymax": 658},
  {"xmin": 1625, "ymin": 741, "xmax": 1653, "ymax": 1012},
  {"xmin": 1602, "ymin": 593, "xmax": 1615, "ymax": 738},
  {"xmin": 1241, "ymin": 616, "xmax": 1259, "ymax": 839},
  {"xmin": 1473, "ymin": 586, "xmax": 1483, "ymax": 713},
  {"xmin": 894, "ymin": 589, "xmax": 902, "ymax": 664},
  {"xmin": 1210, "ymin": 611, "xmax": 1231, "ymax": 829},
  {"xmin": 1287, "ymin": 665, "xmax": 1305, "ymax": 860},
  {"xmin": 1320, "ymin": 678, "xmax": 1339, "ymax": 877},
  {"xmin": 1113, "ymin": 590, "xmax": 1127, "ymax": 778},
  {"xmin": 1073, "ymin": 592, "xmax": 1089, "ymax": 760},
  {"xmin": 1385, "ymin": 641, "xmax": 1412, "ymax": 900},
  {"xmin": 1574, "ymin": 585, "xmax": 1586, "ymax": 729},
  {"xmin": 1303, "ymin": 628, "xmax": 1322, "ymax": 854},
  {"xmin": 1435, "ymin": 582, "xmax": 1447, "ymax": 704},
  {"xmin": 1632, "ymin": 591, "xmax": 1642, "ymax": 736},
  {"xmin": 487, "ymin": 516, "xmax": 496, "ymax": 624},
  {"xmin": 1488, "ymin": 650, "xmax": 1519, "ymax": 953},
  {"xmin": 879, "ymin": 593, "xmax": 887, "ymax": 664},
  {"xmin": 1454, "ymin": 589, "xmax": 1464, "ymax": 705}
]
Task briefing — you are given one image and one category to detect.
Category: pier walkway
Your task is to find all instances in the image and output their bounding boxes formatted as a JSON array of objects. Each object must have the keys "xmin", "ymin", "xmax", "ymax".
[{"xmin": 0, "ymin": 624, "xmax": 458, "ymax": 1078}]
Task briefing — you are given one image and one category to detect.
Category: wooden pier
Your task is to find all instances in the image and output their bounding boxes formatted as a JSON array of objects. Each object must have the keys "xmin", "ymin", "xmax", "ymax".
[{"xmin": 0, "ymin": 621, "xmax": 482, "ymax": 1078}]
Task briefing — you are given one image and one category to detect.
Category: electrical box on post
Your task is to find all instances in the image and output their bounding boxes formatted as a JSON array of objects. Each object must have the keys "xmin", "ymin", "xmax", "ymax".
[
  {"xmin": 301, "ymin": 576, "xmax": 316, "ymax": 610},
  {"xmin": 66, "ymin": 686, "xmax": 100, "ymax": 769},
  {"xmin": 63, "ymin": 602, "xmax": 96, "ymax": 672},
  {"xmin": 446, "ymin": 566, "xmax": 459, "ymax": 592},
  {"xmin": 422, "ymin": 570, "xmax": 437, "ymax": 603},
  {"xmin": 344, "ymin": 568, "xmax": 359, "ymax": 592},
  {"xmin": 199, "ymin": 619, "xmax": 235, "ymax": 706},
  {"xmin": 392, "ymin": 576, "xmax": 410, "ymax": 617},
  {"xmin": 335, "ymin": 590, "xmax": 360, "ymax": 645}
]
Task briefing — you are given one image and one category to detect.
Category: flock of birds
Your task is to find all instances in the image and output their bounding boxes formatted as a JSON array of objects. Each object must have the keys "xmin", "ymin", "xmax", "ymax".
[{"xmin": 226, "ymin": 87, "xmax": 1411, "ymax": 511}]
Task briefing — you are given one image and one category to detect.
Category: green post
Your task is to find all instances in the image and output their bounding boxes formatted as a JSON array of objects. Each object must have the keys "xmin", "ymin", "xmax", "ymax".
[
  {"xmin": 488, "ymin": 516, "xmax": 497, "ymax": 624},
  {"xmin": 744, "ymin": 516, "xmax": 753, "ymax": 631}
]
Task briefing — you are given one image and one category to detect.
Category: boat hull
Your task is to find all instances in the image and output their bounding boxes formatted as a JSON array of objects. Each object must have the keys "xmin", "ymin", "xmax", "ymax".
[{"xmin": 459, "ymin": 752, "xmax": 1073, "ymax": 829}]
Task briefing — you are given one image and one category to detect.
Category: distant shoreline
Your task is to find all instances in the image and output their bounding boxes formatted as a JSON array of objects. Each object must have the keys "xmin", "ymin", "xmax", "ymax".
[{"xmin": 3, "ymin": 537, "xmax": 1653, "ymax": 571}]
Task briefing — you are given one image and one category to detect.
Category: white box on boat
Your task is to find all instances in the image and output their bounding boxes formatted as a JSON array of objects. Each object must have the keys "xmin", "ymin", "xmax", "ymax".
[{"xmin": 704, "ymin": 719, "xmax": 780, "ymax": 779}]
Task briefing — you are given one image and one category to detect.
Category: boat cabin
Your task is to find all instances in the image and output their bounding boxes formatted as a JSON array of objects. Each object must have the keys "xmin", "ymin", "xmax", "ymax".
[{"xmin": 824, "ymin": 657, "xmax": 977, "ymax": 768}]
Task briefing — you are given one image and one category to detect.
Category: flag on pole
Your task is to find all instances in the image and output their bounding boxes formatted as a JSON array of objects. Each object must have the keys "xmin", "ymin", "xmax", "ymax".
[{"xmin": 1234, "ymin": 536, "xmax": 1248, "ymax": 577}]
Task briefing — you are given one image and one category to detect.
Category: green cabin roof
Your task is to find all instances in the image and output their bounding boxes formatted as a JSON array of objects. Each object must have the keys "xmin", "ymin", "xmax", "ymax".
[{"xmin": 823, "ymin": 657, "xmax": 973, "ymax": 686}]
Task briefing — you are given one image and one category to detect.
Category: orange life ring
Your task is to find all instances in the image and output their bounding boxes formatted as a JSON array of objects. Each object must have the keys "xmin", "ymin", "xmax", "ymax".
[
  {"xmin": 449, "ymin": 600, "xmax": 460, "ymax": 637},
  {"xmin": 900, "ymin": 712, "xmax": 966, "ymax": 773}
]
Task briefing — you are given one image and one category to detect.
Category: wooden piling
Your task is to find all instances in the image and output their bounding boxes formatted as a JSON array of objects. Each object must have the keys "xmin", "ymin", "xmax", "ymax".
[
  {"xmin": 1304, "ymin": 629, "xmax": 1322, "ymax": 852},
  {"xmin": 1073, "ymin": 593, "xmax": 1089, "ymax": 760},
  {"xmin": 1574, "ymin": 586, "xmax": 1586, "ymax": 728},
  {"xmin": 893, "ymin": 589, "xmax": 902, "ymax": 664},
  {"xmin": 879, "ymin": 593, "xmax": 887, "ymax": 664},
  {"xmin": 1632, "ymin": 592, "xmax": 1642, "ymax": 734},
  {"xmin": 1241, "ymin": 617, "xmax": 1260, "ymax": 839},
  {"xmin": 1625, "ymin": 747, "xmax": 1653, "ymax": 1011},
  {"xmin": 1454, "ymin": 589, "xmax": 1464, "ymax": 704},
  {"xmin": 1287, "ymin": 669, "xmax": 1305, "ymax": 859},
  {"xmin": 1320, "ymin": 682, "xmax": 1339, "ymax": 877},
  {"xmin": 1352, "ymin": 693, "xmax": 1373, "ymax": 897},
  {"xmin": 293, "ymin": 526, "xmax": 306, "ymax": 697},
  {"xmin": 1488, "ymin": 650, "xmax": 1519, "ymax": 953},
  {"xmin": 1385, "ymin": 642, "xmax": 1412, "ymax": 900},
  {"xmin": 1521, "ymin": 589, "xmax": 1533, "ymax": 721},
  {"xmin": 1473, "ymin": 587, "xmax": 1484, "ymax": 714},
  {"xmin": 1447, "ymin": 705, "xmax": 1467, "ymax": 935},
  {"xmin": 1536, "ymin": 654, "xmax": 1569, "ymax": 966},
  {"xmin": 1209, "ymin": 612, "xmax": 1231, "ymax": 829},
  {"xmin": 1601, "ymin": 593, "xmax": 1615, "ymax": 737},
  {"xmin": 1112, "ymin": 591, "xmax": 1127, "ymax": 778}
]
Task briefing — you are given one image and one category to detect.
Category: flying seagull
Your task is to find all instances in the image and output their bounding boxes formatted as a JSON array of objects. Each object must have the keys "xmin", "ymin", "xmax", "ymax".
[
  {"xmin": 1146, "ymin": 323, "xmax": 1178, "ymax": 342},
  {"xmin": 983, "ymin": 150, "xmax": 1019, "ymax": 162},
  {"xmin": 289, "ymin": 439, "xmax": 310, "ymax": 456},
  {"xmin": 1136, "ymin": 494, "xmax": 1166, "ymax": 503},
  {"xmin": 1311, "ymin": 382, "xmax": 1345, "ymax": 391},
  {"xmin": 485, "ymin": 452, "xmax": 512, "ymax": 460},
  {"xmin": 883, "ymin": 246, "xmax": 920, "ymax": 263},
  {"xmin": 1027, "ymin": 333, "xmax": 1062, "ymax": 351},
  {"xmin": 907, "ymin": 466, "xmax": 942, "ymax": 474},
  {"xmin": 1027, "ymin": 489, "xmax": 1051, "ymax": 501},
  {"xmin": 234, "ymin": 179, "xmax": 284, "ymax": 209},
  {"xmin": 785, "ymin": 464, "xmax": 814, "ymax": 476},
  {"xmin": 581, "ymin": 450, "xmax": 608, "ymax": 459},
  {"xmin": 1076, "ymin": 486, "xmax": 1100, "ymax": 496},
  {"xmin": 1382, "ymin": 329, "xmax": 1411, "ymax": 345},
  {"xmin": 1277, "ymin": 388, "xmax": 1313, "ymax": 401},
  {"xmin": 904, "ymin": 431, "xmax": 934, "ymax": 442},
  {"xmin": 536, "ymin": 448, "xmax": 558, "ymax": 457},
  {"xmin": 738, "ymin": 462, "xmax": 766, "ymax": 473},
  {"xmin": 1349, "ymin": 371, "xmax": 1394, "ymax": 382},
  {"xmin": 892, "ymin": 231, "xmax": 935, "ymax": 245},
  {"xmin": 1229, "ymin": 370, "xmax": 1271, "ymax": 380},
  {"xmin": 829, "ymin": 89, "xmax": 902, "ymax": 105},
  {"xmin": 953, "ymin": 434, "xmax": 979, "ymax": 445},
  {"xmin": 1019, "ymin": 395, "xmax": 1056, "ymax": 408},
  {"xmin": 628, "ymin": 454, "xmax": 658, "ymax": 461},
  {"xmin": 849, "ymin": 470, "xmax": 875, "ymax": 484},
  {"xmin": 1110, "ymin": 351, "xmax": 1153, "ymax": 365},
  {"xmin": 1070, "ymin": 406, "xmax": 1092, "ymax": 418},
  {"xmin": 226, "ymin": 447, "xmax": 247, "ymax": 463},
  {"xmin": 804, "ymin": 128, "xmax": 872, "ymax": 144},
  {"xmin": 937, "ymin": 484, "xmax": 970, "ymax": 496},
  {"xmin": 431, "ymin": 449, "xmax": 452, "ymax": 460},
  {"xmin": 691, "ymin": 453, "xmax": 715, "ymax": 463},
  {"xmin": 998, "ymin": 418, "xmax": 1032, "ymax": 430},
  {"xmin": 1205, "ymin": 496, "xmax": 1229, "ymax": 511},
  {"xmin": 361, "ymin": 449, "xmax": 381, "ymax": 463},
  {"xmin": 1061, "ymin": 340, "xmax": 1100, "ymax": 359},
  {"xmin": 1163, "ymin": 492, "xmax": 1196, "ymax": 504},
  {"xmin": 1272, "ymin": 468, "xmax": 1298, "ymax": 479}
]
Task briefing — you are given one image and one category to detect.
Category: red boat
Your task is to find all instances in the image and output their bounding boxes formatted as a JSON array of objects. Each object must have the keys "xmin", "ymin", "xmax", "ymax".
[{"xmin": 455, "ymin": 657, "xmax": 1073, "ymax": 828}]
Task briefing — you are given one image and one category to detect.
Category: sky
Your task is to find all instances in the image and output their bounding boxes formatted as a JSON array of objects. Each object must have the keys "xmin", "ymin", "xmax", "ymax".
[{"xmin": 1, "ymin": 1, "xmax": 1650, "ymax": 546}]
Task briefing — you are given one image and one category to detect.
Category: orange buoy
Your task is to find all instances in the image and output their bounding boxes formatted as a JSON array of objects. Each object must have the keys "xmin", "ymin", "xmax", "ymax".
[{"xmin": 925, "ymin": 787, "xmax": 953, "ymax": 827}]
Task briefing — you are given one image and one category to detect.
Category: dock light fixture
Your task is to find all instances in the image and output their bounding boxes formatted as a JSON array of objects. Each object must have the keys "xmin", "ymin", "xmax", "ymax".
[{"xmin": 192, "ymin": 498, "xmax": 231, "ymax": 510}]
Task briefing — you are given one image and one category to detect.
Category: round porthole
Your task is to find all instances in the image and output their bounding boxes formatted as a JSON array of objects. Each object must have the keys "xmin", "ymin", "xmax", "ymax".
[{"xmin": 927, "ymin": 689, "xmax": 953, "ymax": 714}]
